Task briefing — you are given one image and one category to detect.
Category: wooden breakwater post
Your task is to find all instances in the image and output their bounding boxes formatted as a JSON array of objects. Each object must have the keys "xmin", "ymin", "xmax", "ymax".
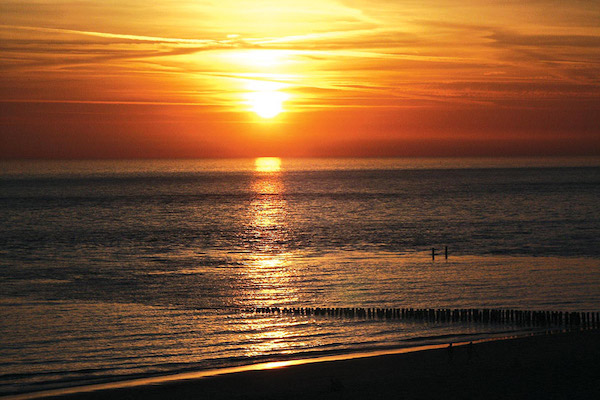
[{"xmin": 248, "ymin": 307, "xmax": 600, "ymax": 330}]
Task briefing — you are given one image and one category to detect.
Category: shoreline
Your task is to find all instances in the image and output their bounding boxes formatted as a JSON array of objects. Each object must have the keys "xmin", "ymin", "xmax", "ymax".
[{"xmin": 4, "ymin": 329, "xmax": 598, "ymax": 400}]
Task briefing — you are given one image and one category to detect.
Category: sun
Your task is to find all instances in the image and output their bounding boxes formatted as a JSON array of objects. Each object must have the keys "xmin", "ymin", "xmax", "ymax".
[
  {"xmin": 247, "ymin": 91, "xmax": 288, "ymax": 119},
  {"xmin": 243, "ymin": 80, "xmax": 290, "ymax": 119}
]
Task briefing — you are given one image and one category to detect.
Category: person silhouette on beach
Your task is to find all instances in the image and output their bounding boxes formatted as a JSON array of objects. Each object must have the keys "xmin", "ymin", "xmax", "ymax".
[{"xmin": 447, "ymin": 343, "xmax": 454, "ymax": 362}]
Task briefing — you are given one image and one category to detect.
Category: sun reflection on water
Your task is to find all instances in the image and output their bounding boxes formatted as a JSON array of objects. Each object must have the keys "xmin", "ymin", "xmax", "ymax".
[
  {"xmin": 241, "ymin": 316, "xmax": 310, "ymax": 358},
  {"xmin": 236, "ymin": 157, "xmax": 301, "ymax": 356},
  {"xmin": 249, "ymin": 158, "xmax": 287, "ymax": 251},
  {"xmin": 254, "ymin": 157, "xmax": 281, "ymax": 173},
  {"xmin": 240, "ymin": 158, "xmax": 297, "ymax": 303}
]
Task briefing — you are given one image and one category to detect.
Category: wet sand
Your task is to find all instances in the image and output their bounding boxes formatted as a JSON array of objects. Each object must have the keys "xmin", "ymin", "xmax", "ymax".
[{"xmin": 32, "ymin": 330, "xmax": 600, "ymax": 399}]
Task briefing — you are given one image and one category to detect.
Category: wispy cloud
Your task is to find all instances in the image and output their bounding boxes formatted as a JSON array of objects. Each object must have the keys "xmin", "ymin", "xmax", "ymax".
[{"xmin": 0, "ymin": 24, "xmax": 217, "ymax": 45}]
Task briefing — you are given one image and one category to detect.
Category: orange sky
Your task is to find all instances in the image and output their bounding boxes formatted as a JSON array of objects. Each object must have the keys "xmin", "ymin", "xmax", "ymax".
[{"xmin": 1, "ymin": 0, "xmax": 599, "ymax": 158}]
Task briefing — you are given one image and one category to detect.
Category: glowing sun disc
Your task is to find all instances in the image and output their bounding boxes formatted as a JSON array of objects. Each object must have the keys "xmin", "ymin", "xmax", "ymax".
[{"xmin": 246, "ymin": 91, "xmax": 288, "ymax": 119}]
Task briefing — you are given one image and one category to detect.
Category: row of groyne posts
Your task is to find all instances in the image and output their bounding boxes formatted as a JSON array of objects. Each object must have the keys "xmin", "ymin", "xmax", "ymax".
[{"xmin": 249, "ymin": 307, "xmax": 600, "ymax": 330}]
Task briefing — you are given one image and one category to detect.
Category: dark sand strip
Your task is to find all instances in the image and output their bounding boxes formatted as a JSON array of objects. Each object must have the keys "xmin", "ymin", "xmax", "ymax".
[{"xmin": 7, "ymin": 330, "xmax": 600, "ymax": 400}]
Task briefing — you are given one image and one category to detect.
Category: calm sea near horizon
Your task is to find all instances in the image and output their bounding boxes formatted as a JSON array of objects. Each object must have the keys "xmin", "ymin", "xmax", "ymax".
[{"xmin": 1, "ymin": 157, "xmax": 600, "ymax": 395}]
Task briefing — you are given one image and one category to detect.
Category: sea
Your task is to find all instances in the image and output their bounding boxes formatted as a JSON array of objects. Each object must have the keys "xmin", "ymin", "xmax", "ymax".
[{"xmin": 1, "ymin": 157, "xmax": 599, "ymax": 396}]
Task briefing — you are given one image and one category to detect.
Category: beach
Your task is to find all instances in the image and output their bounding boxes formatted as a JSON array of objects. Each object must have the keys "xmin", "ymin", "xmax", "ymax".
[{"xmin": 18, "ymin": 330, "xmax": 595, "ymax": 400}]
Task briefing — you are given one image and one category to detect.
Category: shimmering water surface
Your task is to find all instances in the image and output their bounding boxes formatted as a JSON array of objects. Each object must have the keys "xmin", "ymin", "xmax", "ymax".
[{"xmin": 1, "ymin": 158, "xmax": 599, "ymax": 395}]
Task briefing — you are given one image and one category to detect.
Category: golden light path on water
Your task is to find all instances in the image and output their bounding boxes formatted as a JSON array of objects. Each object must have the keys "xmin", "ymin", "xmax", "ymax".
[
  {"xmin": 254, "ymin": 157, "xmax": 282, "ymax": 172},
  {"xmin": 240, "ymin": 157, "xmax": 298, "ymax": 357}
]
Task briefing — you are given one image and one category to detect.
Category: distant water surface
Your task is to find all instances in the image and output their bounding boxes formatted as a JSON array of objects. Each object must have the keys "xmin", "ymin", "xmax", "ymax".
[{"xmin": 1, "ymin": 157, "xmax": 599, "ymax": 395}]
